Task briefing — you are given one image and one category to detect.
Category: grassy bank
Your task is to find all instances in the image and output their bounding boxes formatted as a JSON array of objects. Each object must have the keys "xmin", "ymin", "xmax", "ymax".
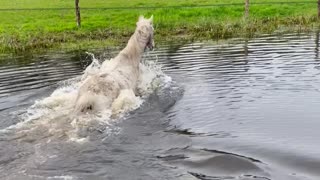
[{"xmin": 0, "ymin": 0, "xmax": 318, "ymax": 53}]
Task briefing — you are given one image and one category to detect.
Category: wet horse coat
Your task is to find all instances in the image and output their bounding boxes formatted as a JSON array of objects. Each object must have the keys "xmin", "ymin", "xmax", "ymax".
[{"xmin": 74, "ymin": 16, "xmax": 154, "ymax": 114}]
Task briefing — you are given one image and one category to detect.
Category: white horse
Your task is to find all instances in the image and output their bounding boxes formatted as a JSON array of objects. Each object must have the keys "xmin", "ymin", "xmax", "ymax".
[{"xmin": 74, "ymin": 15, "xmax": 154, "ymax": 114}]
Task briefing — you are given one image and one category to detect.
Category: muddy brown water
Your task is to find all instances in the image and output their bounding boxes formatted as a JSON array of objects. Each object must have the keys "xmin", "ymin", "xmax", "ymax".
[{"xmin": 1, "ymin": 32, "xmax": 320, "ymax": 180}]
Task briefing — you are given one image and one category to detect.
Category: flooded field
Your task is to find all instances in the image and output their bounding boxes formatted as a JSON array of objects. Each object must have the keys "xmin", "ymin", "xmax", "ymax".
[{"xmin": 1, "ymin": 32, "xmax": 320, "ymax": 180}]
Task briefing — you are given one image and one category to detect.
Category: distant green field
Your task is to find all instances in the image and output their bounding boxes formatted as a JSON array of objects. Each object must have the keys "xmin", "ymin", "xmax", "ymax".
[
  {"xmin": 0, "ymin": 0, "xmax": 318, "ymax": 53},
  {"xmin": 0, "ymin": 0, "xmax": 314, "ymax": 9}
]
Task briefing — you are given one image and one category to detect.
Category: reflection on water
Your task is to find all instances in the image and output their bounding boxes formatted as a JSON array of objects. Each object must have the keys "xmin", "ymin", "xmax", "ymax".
[
  {"xmin": 1, "ymin": 32, "xmax": 320, "ymax": 179},
  {"xmin": 160, "ymin": 32, "xmax": 320, "ymax": 180}
]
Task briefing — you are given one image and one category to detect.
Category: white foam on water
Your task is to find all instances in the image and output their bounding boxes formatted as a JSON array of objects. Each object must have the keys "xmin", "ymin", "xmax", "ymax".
[
  {"xmin": 47, "ymin": 175, "xmax": 74, "ymax": 180},
  {"xmin": 2, "ymin": 52, "xmax": 171, "ymax": 141}
]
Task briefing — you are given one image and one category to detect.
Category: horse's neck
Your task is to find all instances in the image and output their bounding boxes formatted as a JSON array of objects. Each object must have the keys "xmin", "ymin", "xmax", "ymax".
[{"xmin": 120, "ymin": 33, "xmax": 144, "ymax": 63}]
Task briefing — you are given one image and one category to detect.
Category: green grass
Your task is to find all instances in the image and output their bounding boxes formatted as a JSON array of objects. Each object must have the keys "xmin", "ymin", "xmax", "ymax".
[{"xmin": 0, "ymin": 0, "xmax": 318, "ymax": 53}]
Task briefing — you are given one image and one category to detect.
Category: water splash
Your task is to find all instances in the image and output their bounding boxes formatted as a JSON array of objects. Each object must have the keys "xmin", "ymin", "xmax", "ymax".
[
  {"xmin": 2, "ymin": 51, "xmax": 171, "ymax": 141},
  {"xmin": 81, "ymin": 52, "xmax": 101, "ymax": 81}
]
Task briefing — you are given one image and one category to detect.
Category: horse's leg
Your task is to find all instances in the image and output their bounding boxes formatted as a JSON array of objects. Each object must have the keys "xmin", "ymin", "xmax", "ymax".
[{"xmin": 111, "ymin": 89, "xmax": 137, "ymax": 115}]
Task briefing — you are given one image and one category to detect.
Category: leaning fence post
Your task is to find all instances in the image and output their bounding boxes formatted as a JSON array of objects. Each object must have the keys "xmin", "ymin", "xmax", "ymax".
[
  {"xmin": 245, "ymin": 0, "xmax": 250, "ymax": 19},
  {"xmin": 75, "ymin": 0, "xmax": 81, "ymax": 28}
]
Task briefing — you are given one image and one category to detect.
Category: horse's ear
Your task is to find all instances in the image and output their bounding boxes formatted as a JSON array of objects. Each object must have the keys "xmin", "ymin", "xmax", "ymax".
[
  {"xmin": 149, "ymin": 15, "xmax": 153, "ymax": 23},
  {"xmin": 138, "ymin": 15, "xmax": 144, "ymax": 21},
  {"xmin": 137, "ymin": 15, "xmax": 144, "ymax": 26}
]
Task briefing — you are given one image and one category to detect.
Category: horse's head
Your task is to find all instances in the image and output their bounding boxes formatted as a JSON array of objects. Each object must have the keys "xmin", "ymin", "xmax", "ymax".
[{"xmin": 136, "ymin": 15, "xmax": 154, "ymax": 51}]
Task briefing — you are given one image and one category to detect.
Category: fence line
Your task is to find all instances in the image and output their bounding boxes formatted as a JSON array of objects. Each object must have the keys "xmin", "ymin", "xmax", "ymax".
[
  {"xmin": 0, "ymin": 1, "xmax": 318, "ymax": 28},
  {"xmin": 0, "ymin": 1, "xmax": 316, "ymax": 11}
]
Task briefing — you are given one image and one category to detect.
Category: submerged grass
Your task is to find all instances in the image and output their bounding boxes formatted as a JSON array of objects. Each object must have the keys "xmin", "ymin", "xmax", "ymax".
[{"xmin": 0, "ymin": 0, "xmax": 319, "ymax": 53}]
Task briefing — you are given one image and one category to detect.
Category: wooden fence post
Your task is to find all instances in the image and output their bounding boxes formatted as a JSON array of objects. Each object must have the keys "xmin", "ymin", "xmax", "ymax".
[
  {"xmin": 318, "ymin": 0, "xmax": 320, "ymax": 18},
  {"xmin": 245, "ymin": 0, "xmax": 249, "ymax": 19},
  {"xmin": 75, "ymin": 0, "xmax": 81, "ymax": 28}
]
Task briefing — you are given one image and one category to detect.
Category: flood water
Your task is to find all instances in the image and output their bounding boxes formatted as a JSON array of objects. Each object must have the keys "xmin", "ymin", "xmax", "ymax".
[{"xmin": 1, "ymin": 32, "xmax": 320, "ymax": 180}]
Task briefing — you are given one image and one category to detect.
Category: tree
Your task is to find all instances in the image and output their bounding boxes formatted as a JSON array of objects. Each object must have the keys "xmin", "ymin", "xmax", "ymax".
[{"xmin": 75, "ymin": 0, "xmax": 81, "ymax": 28}]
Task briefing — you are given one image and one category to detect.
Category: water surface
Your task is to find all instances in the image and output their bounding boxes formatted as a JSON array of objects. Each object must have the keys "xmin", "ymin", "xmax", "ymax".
[{"xmin": 1, "ymin": 32, "xmax": 320, "ymax": 180}]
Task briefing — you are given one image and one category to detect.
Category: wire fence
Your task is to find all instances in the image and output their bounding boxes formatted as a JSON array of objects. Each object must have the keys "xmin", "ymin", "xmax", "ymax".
[
  {"xmin": 0, "ymin": 1, "xmax": 319, "ymax": 28},
  {"xmin": 0, "ymin": 1, "xmax": 316, "ymax": 11}
]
